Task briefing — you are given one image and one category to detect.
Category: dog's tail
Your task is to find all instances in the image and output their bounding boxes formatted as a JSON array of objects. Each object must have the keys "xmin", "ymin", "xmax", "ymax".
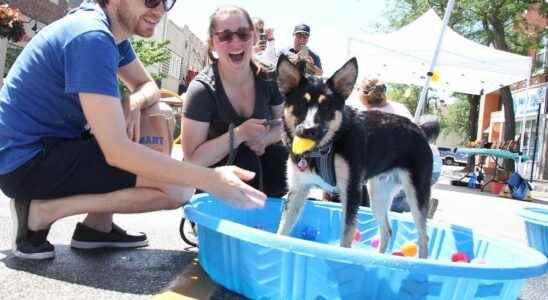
[{"xmin": 417, "ymin": 115, "xmax": 440, "ymax": 143}]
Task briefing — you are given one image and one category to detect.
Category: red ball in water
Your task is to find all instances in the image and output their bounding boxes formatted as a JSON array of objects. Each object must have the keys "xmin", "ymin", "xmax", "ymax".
[
  {"xmin": 451, "ymin": 252, "xmax": 470, "ymax": 263},
  {"xmin": 354, "ymin": 230, "xmax": 361, "ymax": 241},
  {"xmin": 392, "ymin": 251, "xmax": 404, "ymax": 256}
]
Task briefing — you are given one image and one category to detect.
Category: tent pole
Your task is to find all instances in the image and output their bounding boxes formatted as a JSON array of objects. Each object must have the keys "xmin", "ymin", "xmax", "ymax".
[{"xmin": 414, "ymin": 0, "xmax": 456, "ymax": 121}]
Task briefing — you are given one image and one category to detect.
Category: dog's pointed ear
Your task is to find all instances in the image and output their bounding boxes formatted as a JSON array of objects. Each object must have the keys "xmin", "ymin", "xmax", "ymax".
[
  {"xmin": 328, "ymin": 57, "xmax": 358, "ymax": 99},
  {"xmin": 276, "ymin": 54, "xmax": 301, "ymax": 95}
]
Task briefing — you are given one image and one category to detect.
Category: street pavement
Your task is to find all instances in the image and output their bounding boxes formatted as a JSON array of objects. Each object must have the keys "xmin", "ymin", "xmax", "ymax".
[{"xmin": 0, "ymin": 163, "xmax": 546, "ymax": 299}]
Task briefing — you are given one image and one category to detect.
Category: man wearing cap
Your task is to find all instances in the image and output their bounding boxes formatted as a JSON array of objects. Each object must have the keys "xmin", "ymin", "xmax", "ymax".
[{"xmin": 280, "ymin": 24, "xmax": 322, "ymax": 76}]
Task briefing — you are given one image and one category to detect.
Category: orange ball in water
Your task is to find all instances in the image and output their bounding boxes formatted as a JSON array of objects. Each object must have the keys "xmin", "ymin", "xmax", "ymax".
[{"xmin": 400, "ymin": 241, "xmax": 418, "ymax": 257}]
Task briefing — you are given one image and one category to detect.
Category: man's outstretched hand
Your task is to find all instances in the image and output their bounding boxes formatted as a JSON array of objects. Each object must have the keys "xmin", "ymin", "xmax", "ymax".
[{"xmin": 205, "ymin": 166, "xmax": 266, "ymax": 209}]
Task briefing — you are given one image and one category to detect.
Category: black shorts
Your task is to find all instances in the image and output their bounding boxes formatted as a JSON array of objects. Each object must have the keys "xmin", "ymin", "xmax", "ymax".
[{"xmin": 0, "ymin": 136, "xmax": 137, "ymax": 202}]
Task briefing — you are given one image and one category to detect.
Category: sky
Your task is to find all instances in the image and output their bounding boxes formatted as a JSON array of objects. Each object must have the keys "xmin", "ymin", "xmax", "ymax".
[{"xmin": 168, "ymin": 0, "xmax": 387, "ymax": 75}]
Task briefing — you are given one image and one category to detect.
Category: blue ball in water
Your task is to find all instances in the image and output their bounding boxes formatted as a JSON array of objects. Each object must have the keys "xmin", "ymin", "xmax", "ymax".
[{"xmin": 301, "ymin": 226, "xmax": 318, "ymax": 241}]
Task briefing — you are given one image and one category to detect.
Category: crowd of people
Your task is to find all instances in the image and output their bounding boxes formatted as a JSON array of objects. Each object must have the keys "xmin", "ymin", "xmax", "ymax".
[{"xmin": 0, "ymin": 0, "xmax": 437, "ymax": 262}]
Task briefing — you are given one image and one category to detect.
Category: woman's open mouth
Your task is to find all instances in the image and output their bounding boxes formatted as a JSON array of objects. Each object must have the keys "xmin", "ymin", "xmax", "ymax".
[{"xmin": 228, "ymin": 51, "xmax": 245, "ymax": 63}]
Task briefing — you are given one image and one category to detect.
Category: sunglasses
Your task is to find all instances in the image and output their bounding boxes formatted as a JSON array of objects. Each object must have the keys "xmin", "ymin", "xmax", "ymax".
[
  {"xmin": 144, "ymin": 0, "xmax": 176, "ymax": 11},
  {"xmin": 214, "ymin": 27, "xmax": 253, "ymax": 43}
]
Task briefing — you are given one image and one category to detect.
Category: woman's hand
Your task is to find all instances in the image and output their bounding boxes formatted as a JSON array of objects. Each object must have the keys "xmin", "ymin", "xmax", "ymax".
[
  {"xmin": 235, "ymin": 119, "xmax": 267, "ymax": 145},
  {"xmin": 246, "ymin": 137, "xmax": 268, "ymax": 156}
]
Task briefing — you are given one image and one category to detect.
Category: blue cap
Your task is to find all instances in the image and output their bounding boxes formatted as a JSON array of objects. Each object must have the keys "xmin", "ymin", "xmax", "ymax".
[{"xmin": 293, "ymin": 24, "xmax": 310, "ymax": 35}]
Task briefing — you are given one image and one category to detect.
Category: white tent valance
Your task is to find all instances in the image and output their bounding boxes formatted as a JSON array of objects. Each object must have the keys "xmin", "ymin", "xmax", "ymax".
[{"xmin": 348, "ymin": 9, "xmax": 532, "ymax": 95}]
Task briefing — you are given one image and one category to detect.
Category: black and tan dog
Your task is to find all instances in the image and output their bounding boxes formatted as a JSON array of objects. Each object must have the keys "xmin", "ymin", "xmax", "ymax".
[{"xmin": 275, "ymin": 55, "xmax": 437, "ymax": 258}]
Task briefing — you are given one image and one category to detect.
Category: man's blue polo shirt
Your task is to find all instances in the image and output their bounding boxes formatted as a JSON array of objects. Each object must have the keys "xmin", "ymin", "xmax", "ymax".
[{"xmin": 0, "ymin": 1, "xmax": 136, "ymax": 174}]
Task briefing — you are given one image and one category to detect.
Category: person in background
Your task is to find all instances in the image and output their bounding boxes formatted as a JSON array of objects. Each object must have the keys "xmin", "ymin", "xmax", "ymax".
[
  {"xmin": 0, "ymin": 0, "xmax": 265, "ymax": 260},
  {"xmin": 279, "ymin": 23, "xmax": 322, "ymax": 76},
  {"xmin": 181, "ymin": 6, "xmax": 288, "ymax": 197},
  {"xmin": 252, "ymin": 17, "xmax": 277, "ymax": 68}
]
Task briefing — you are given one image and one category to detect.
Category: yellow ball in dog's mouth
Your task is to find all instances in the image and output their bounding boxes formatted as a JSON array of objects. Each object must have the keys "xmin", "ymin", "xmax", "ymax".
[{"xmin": 292, "ymin": 136, "xmax": 316, "ymax": 155}]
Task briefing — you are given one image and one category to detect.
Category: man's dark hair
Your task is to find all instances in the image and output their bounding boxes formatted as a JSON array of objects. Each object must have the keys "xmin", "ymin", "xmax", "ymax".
[{"xmin": 95, "ymin": 0, "xmax": 108, "ymax": 7}]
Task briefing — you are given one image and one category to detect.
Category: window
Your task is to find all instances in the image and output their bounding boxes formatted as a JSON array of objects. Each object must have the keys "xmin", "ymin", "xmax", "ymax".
[
  {"xmin": 533, "ymin": 36, "xmax": 546, "ymax": 74},
  {"xmin": 168, "ymin": 51, "xmax": 182, "ymax": 79},
  {"xmin": 4, "ymin": 44, "xmax": 23, "ymax": 76}
]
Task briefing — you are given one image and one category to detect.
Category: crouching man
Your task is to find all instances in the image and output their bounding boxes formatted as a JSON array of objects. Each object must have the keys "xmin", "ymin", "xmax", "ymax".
[{"xmin": 0, "ymin": 0, "xmax": 266, "ymax": 260}]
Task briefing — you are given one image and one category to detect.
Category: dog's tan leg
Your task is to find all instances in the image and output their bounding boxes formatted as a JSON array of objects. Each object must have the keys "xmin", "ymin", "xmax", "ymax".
[
  {"xmin": 277, "ymin": 188, "xmax": 310, "ymax": 235},
  {"xmin": 333, "ymin": 155, "xmax": 355, "ymax": 248},
  {"xmin": 401, "ymin": 171, "xmax": 429, "ymax": 258},
  {"xmin": 368, "ymin": 175, "xmax": 395, "ymax": 253}
]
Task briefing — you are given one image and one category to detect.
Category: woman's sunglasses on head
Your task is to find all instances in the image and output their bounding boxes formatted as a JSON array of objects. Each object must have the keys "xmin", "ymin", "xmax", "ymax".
[
  {"xmin": 214, "ymin": 27, "xmax": 253, "ymax": 43},
  {"xmin": 144, "ymin": 0, "xmax": 176, "ymax": 11}
]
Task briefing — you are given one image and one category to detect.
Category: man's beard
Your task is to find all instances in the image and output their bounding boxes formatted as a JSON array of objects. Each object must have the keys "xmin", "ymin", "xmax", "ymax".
[{"xmin": 116, "ymin": 6, "xmax": 135, "ymax": 36}]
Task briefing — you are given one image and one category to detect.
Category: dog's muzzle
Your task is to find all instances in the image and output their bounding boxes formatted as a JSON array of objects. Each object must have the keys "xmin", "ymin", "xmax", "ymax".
[{"xmin": 295, "ymin": 124, "xmax": 323, "ymax": 141}]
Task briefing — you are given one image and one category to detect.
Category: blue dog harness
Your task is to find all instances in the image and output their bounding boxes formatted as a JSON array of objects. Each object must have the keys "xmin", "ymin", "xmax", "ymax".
[{"xmin": 298, "ymin": 142, "xmax": 337, "ymax": 187}]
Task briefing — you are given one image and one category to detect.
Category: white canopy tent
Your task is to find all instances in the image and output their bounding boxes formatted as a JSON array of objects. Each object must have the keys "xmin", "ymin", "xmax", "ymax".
[{"xmin": 347, "ymin": 9, "xmax": 532, "ymax": 96}]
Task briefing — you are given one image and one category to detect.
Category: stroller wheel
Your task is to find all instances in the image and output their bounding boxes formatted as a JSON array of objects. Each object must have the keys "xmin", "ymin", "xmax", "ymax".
[{"xmin": 179, "ymin": 218, "xmax": 198, "ymax": 247}]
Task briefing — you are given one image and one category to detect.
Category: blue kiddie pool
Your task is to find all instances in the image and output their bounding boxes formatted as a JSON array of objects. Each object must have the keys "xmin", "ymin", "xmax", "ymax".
[
  {"xmin": 519, "ymin": 207, "xmax": 548, "ymax": 257},
  {"xmin": 184, "ymin": 194, "xmax": 547, "ymax": 300}
]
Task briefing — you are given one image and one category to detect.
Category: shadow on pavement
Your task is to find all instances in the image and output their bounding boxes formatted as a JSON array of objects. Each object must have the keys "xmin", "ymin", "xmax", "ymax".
[
  {"xmin": 0, "ymin": 246, "xmax": 195, "ymax": 296},
  {"xmin": 435, "ymin": 182, "xmax": 548, "ymax": 205},
  {"xmin": 435, "ymin": 182, "xmax": 493, "ymax": 196}
]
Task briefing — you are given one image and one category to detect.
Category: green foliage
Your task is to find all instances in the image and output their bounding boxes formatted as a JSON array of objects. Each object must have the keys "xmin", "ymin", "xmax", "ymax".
[
  {"xmin": 386, "ymin": 83, "xmax": 420, "ymax": 115},
  {"xmin": 132, "ymin": 39, "xmax": 171, "ymax": 70},
  {"xmin": 442, "ymin": 94, "xmax": 470, "ymax": 143},
  {"xmin": 386, "ymin": 83, "xmax": 444, "ymax": 116},
  {"xmin": 119, "ymin": 39, "xmax": 171, "ymax": 98}
]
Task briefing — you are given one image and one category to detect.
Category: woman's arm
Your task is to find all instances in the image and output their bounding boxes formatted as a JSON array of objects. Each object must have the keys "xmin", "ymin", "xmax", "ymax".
[{"xmin": 181, "ymin": 118, "xmax": 232, "ymax": 166}]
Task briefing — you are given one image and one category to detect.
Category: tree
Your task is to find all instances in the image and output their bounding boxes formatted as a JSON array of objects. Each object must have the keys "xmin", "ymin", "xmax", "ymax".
[
  {"xmin": 466, "ymin": 94, "xmax": 481, "ymax": 169},
  {"xmin": 384, "ymin": 0, "xmax": 546, "ymax": 171},
  {"xmin": 120, "ymin": 39, "xmax": 170, "ymax": 97},
  {"xmin": 443, "ymin": 94, "xmax": 470, "ymax": 142},
  {"xmin": 386, "ymin": 83, "xmax": 421, "ymax": 115}
]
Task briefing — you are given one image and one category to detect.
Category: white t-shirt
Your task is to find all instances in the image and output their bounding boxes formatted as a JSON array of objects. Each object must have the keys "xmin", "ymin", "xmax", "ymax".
[{"xmin": 362, "ymin": 100, "xmax": 413, "ymax": 120}]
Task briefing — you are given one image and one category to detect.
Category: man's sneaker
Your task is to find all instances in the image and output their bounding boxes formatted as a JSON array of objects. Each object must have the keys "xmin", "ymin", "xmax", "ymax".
[
  {"xmin": 70, "ymin": 222, "xmax": 148, "ymax": 249},
  {"xmin": 10, "ymin": 199, "xmax": 55, "ymax": 260},
  {"xmin": 13, "ymin": 229, "xmax": 55, "ymax": 260}
]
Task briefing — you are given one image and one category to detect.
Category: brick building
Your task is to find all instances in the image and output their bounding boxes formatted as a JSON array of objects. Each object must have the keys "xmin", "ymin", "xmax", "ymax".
[{"xmin": 0, "ymin": 0, "xmax": 207, "ymax": 95}]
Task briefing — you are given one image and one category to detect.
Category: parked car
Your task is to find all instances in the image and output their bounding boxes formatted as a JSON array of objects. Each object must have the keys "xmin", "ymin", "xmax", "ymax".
[{"xmin": 438, "ymin": 147, "xmax": 469, "ymax": 166}]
